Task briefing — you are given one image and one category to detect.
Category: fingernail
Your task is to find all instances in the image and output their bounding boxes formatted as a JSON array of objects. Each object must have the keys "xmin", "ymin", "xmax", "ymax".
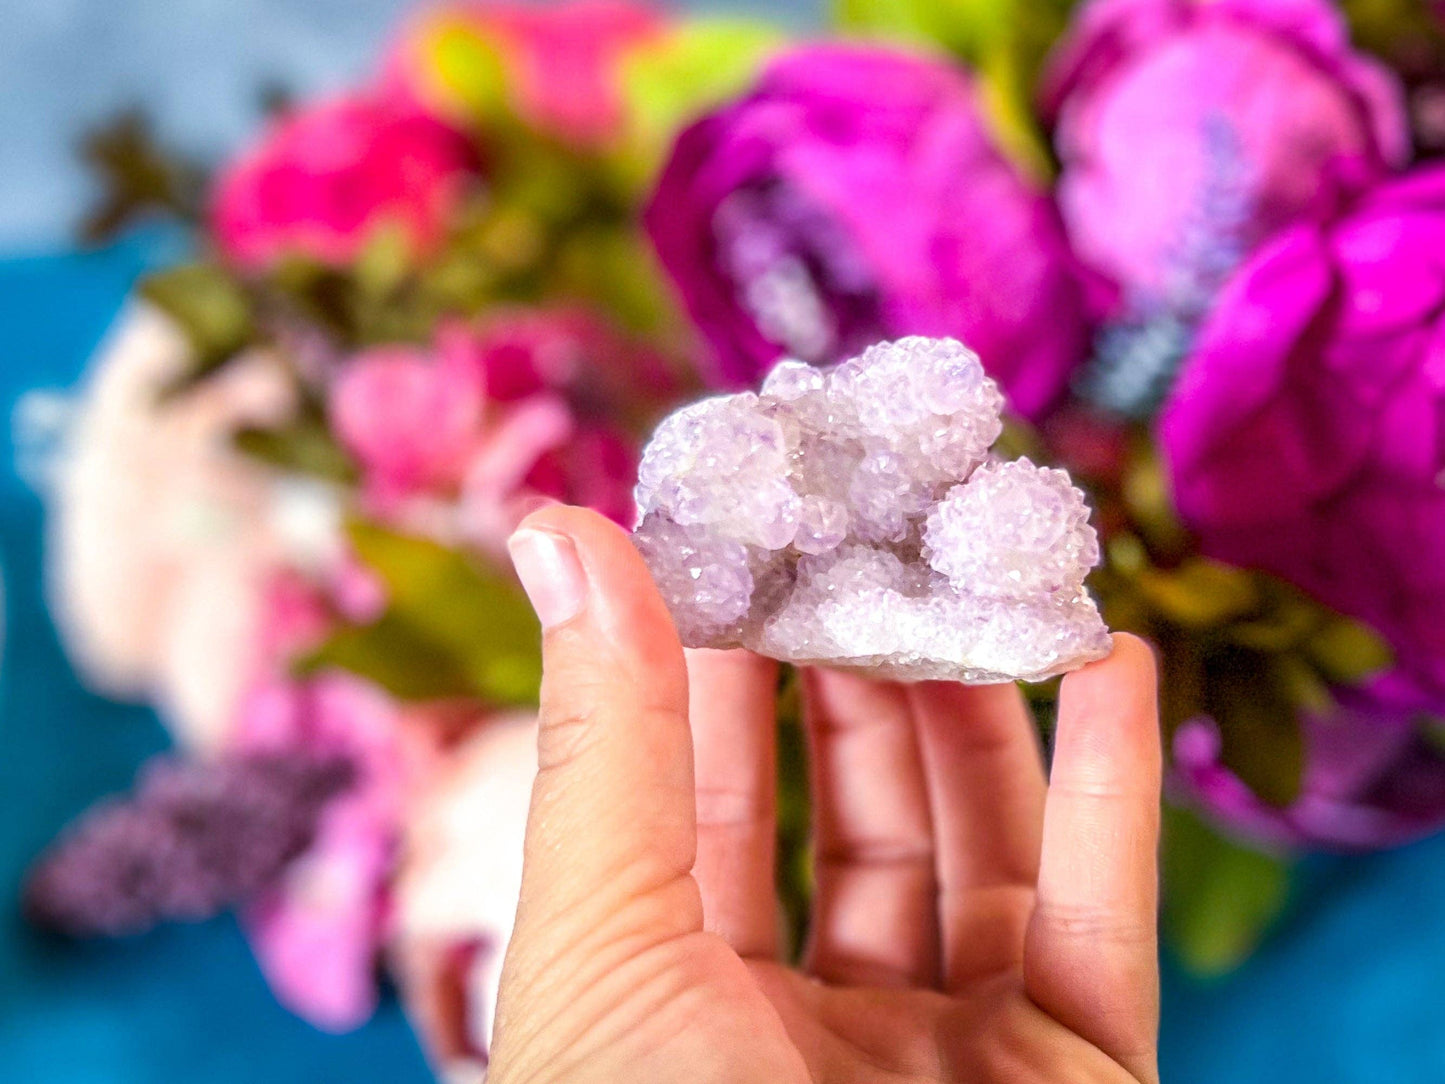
[{"xmin": 508, "ymin": 528, "xmax": 587, "ymax": 630}]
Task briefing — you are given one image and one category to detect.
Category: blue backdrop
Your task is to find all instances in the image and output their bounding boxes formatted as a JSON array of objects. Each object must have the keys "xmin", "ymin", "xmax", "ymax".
[
  {"xmin": 0, "ymin": 240, "xmax": 435, "ymax": 1083},
  {"xmin": 5, "ymin": 237, "xmax": 1445, "ymax": 1082}
]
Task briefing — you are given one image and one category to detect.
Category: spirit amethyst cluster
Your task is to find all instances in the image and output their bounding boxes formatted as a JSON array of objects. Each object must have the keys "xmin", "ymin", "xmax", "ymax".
[{"xmin": 632, "ymin": 337, "xmax": 1111, "ymax": 683}]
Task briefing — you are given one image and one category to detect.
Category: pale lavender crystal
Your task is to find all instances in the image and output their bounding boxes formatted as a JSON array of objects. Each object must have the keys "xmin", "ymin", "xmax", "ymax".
[
  {"xmin": 923, "ymin": 460, "xmax": 1100, "ymax": 598},
  {"xmin": 632, "ymin": 337, "xmax": 1111, "ymax": 683}
]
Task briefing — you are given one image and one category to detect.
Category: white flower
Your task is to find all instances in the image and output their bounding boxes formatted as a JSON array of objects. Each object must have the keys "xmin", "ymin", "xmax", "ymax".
[
  {"xmin": 44, "ymin": 301, "xmax": 298, "ymax": 749},
  {"xmin": 391, "ymin": 713, "xmax": 537, "ymax": 1072}
]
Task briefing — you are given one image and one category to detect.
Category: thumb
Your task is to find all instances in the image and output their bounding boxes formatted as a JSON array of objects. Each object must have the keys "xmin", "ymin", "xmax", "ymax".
[{"xmin": 502, "ymin": 504, "xmax": 699, "ymax": 946}]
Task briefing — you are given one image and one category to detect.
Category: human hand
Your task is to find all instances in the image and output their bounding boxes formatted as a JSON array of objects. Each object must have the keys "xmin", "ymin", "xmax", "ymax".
[{"xmin": 489, "ymin": 506, "xmax": 1161, "ymax": 1083}]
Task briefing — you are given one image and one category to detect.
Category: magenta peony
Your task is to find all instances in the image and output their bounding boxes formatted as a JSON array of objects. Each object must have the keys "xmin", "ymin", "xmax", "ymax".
[
  {"xmin": 211, "ymin": 94, "xmax": 481, "ymax": 271},
  {"xmin": 1042, "ymin": 0, "xmax": 1408, "ymax": 317},
  {"xmin": 1160, "ymin": 165, "xmax": 1445, "ymax": 696},
  {"xmin": 1173, "ymin": 674, "xmax": 1445, "ymax": 850},
  {"xmin": 644, "ymin": 44, "xmax": 1090, "ymax": 418}
]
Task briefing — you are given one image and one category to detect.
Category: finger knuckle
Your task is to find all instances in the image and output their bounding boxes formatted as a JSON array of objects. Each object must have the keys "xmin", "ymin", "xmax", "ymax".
[
  {"xmin": 1032, "ymin": 900, "xmax": 1153, "ymax": 946},
  {"xmin": 536, "ymin": 706, "xmax": 600, "ymax": 772},
  {"xmin": 693, "ymin": 784, "xmax": 768, "ymax": 830},
  {"xmin": 815, "ymin": 836, "xmax": 935, "ymax": 870}
]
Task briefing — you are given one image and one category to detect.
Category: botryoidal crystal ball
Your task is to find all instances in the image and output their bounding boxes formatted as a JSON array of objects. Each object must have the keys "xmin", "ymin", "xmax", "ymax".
[{"xmin": 632, "ymin": 337, "xmax": 1112, "ymax": 683}]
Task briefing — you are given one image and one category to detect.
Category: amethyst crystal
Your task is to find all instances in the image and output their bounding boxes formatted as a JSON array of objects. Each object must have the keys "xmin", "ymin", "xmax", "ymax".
[{"xmin": 632, "ymin": 336, "xmax": 1111, "ymax": 683}]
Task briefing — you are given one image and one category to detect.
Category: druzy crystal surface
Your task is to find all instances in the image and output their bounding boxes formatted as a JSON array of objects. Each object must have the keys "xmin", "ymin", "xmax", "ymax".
[{"xmin": 632, "ymin": 337, "xmax": 1111, "ymax": 683}]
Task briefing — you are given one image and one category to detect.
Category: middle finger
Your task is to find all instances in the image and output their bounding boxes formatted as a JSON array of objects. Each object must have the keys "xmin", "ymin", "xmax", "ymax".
[{"xmin": 803, "ymin": 668, "xmax": 938, "ymax": 989}]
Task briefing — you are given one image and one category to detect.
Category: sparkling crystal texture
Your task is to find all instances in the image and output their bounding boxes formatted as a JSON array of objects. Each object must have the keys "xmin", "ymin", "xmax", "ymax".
[{"xmin": 632, "ymin": 337, "xmax": 1111, "ymax": 682}]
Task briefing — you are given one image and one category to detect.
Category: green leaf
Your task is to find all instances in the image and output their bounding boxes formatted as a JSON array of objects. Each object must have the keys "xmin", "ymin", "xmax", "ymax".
[
  {"xmin": 992, "ymin": 416, "xmax": 1046, "ymax": 462},
  {"xmin": 833, "ymin": 0, "xmax": 973, "ymax": 48},
  {"xmin": 1135, "ymin": 559, "xmax": 1260, "ymax": 629},
  {"xmin": 1304, "ymin": 616, "xmax": 1394, "ymax": 686},
  {"xmin": 352, "ymin": 220, "xmax": 417, "ymax": 301},
  {"xmin": 618, "ymin": 19, "xmax": 784, "ymax": 164},
  {"xmin": 1121, "ymin": 442, "xmax": 1191, "ymax": 556},
  {"xmin": 1269, "ymin": 654, "xmax": 1334, "ymax": 717},
  {"xmin": 298, "ymin": 612, "xmax": 480, "ymax": 701},
  {"xmin": 1156, "ymin": 632, "xmax": 1207, "ymax": 739},
  {"xmin": 139, "ymin": 263, "xmax": 256, "ymax": 389},
  {"xmin": 1226, "ymin": 595, "xmax": 1322, "ymax": 653},
  {"xmin": 232, "ymin": 418, "xmax": 358, "ymax": 484},
  {"xmin": 78, "ymin": 111, "xmax": 207, "ymax": 243},
  {"xmin": 1162, "ymin": 805, "xmax": 1291, "ymax": 976},
  {"xmin": 333, "ymin": 520, "xmax": 544, "ymax": 706},
  {"xmin": 1420, "ymin": 715, "xmax": 1445, "ymax": 755},
  {"xmin": 1202, "ymin": 647, "xmax": 1306, "ymax": 808},
  {"xmin": 774, "ymin": 667, "xmax": 813, "ymax": 960},
  {"xmin": 419, "ymin": 16, "xmax": 512, "ymax": 127},
  {"xmin": 1341, "ymin": 0, "xmax": 1445, "ymax": 58},
  {"xmin": 265, "ymin": 259, "xmax": 367, "ymax": 344},
  {"xmin": 831, "ymin": 0, "xmax": 1071, "ymax": 177},
  {"xmin": 553, "ymin": 224, "xmax": 678, "ymax": 334}
]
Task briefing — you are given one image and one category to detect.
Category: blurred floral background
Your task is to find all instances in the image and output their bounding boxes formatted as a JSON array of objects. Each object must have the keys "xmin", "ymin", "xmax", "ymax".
[{"xmin": 7, "ymin": 0, "xmax": 1445, "ymax": 1081}]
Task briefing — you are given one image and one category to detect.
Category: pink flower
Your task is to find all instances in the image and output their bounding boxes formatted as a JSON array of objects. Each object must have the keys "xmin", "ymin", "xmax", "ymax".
[
  {"xmin": 521, "ymin": 425, "xmax": 637, "ymax": 527},
  {"xmin": 1173, "ymin": 674, "xmax": 1445, "ymax": 851},
  {"xmin": 251, "ymin": 564, "xmax": 387, "ymax": 675},
  {"xmin": 329, "ymin": 343, "xmax": 485, "ymax": 507},
  {"xmin": 211, "ymin": 94, "xmax": 480, "ymax": 271},
  {"xmin": 329, "ymin": 312, "xmax": 648, "ymax": 527},
  {"xmin": 253, "ymin": 571, "xmax": 336, "ymax": 665},
  {"xmin": 390, "ymin": 0, "xmax": 665, "ymax": 145},
  {"xmin": 446, "ymin": 308, "xmax": 681, "ymax": 407},
  {"xmin": 233, "ymin": 673, "xmax": 436, "ymax": 1031},
  {"xmin": 1042, "ymin": 0, "xmax": 1408, "ymax": 317},
  {"xmin": 242, "ymin": 805, "xmax": 394, "ymax": 1031}
]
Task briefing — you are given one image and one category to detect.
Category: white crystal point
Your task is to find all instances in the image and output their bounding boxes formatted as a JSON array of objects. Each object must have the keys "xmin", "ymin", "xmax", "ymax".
[
  {"xmin": 632, "ymin": 337, "xmax": 1111, "ymax": 684},
  {"xmin": 923, "ymin": 459, "xmax": 1101, "ymax": 598}
]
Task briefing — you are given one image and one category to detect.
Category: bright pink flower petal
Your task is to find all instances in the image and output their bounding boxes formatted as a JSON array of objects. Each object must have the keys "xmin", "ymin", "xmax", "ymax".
[
  {"xmin": 1160, "ymin": 166, "xmax": 1445, "ymax": 696},
  {"xmin": 211, "ymin": 94, "xmax": 479, "ymax": 271},
  {"xmin": 330, "ymin": 346, "xmax": 484, "ymax": 505},
  {"xmin": 231, "ymin": 674, "xmax": 417, "ymax": 1030}
]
